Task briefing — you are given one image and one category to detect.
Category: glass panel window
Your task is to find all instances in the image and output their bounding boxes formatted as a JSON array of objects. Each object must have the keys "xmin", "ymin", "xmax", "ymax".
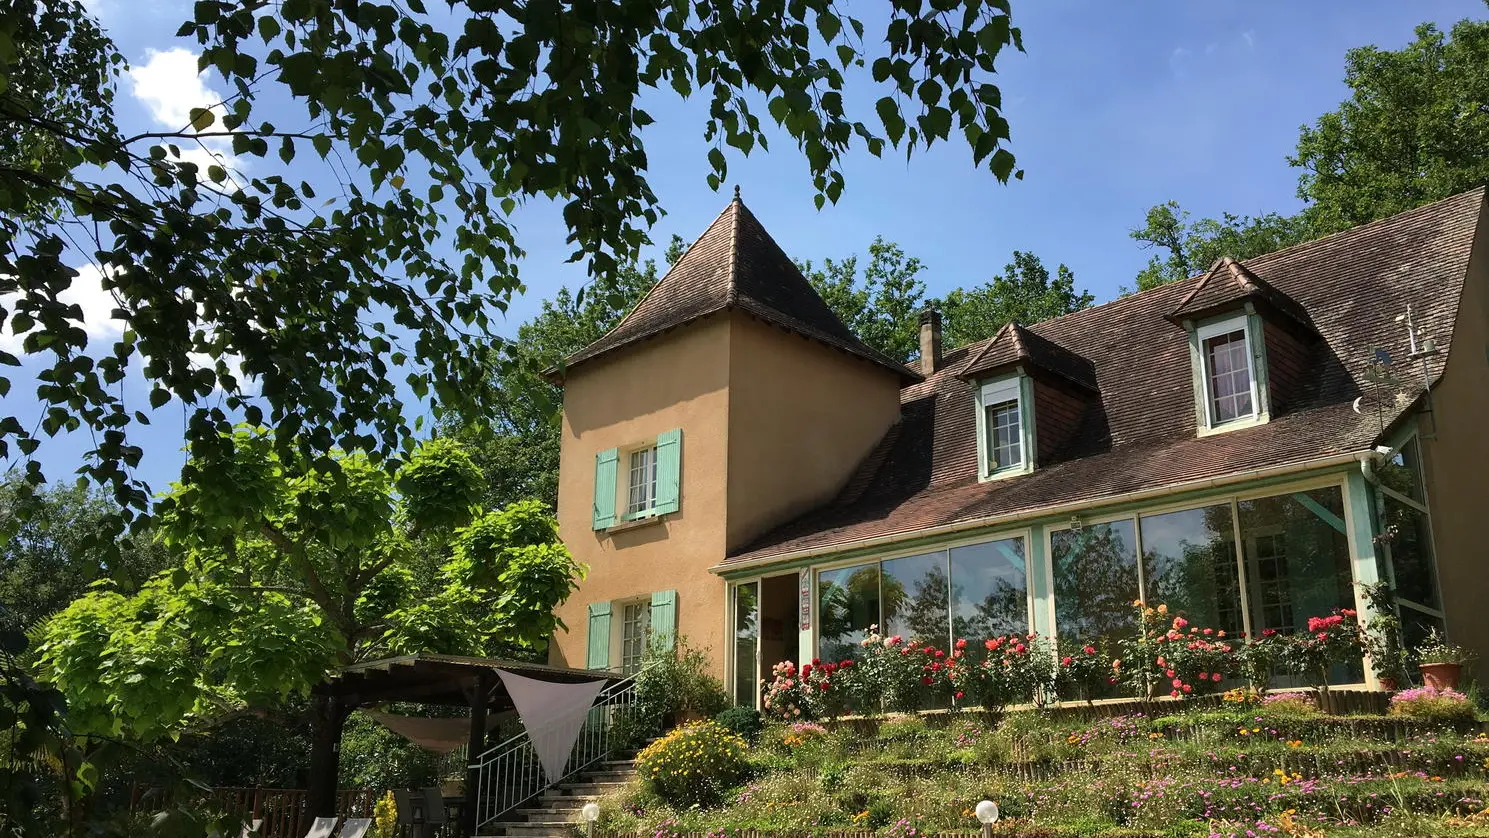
[
  {"xmin": 986, "ymin": 400, "xmax": 1022, "ymax": 470},
  {"xmin": 1383, "ymin": 499, "xmax": 1440, "ymax": 610},
  {"xmin": 732, "ymin": 583, "xmax": 760, "ymax": 706},
  {"xmin": 620, "ymin": 600, "xmax": 651, "ymax": 675},
  {"xmin": 1052, "ymin": 520, "xmax": 1140, "ymax": 653},
  {"xmin": 817, "ymin": 563, "xmax": 881, "ymax": 663},
  {"xmin": 1378, "ymin": 437, "xmax": 1426, "ymax": 503},
  {"xmin": 881, "ymin": 551, "xmax": 949, "ymax": 645},
  {"xmin": 949, "ymin": 537, "xmax": 1029, "ymax": 641},
  {"xmin": 1139, "ymin": 504, "xmax": 1242, "ymax": 634},
  {"xmin": 626, "ymin": 446, "xmax": 658, "ymax": 516},
  {"xmin": 1237, "ymin": 487, "xmax": 1359, "ymax": 681},
  {"xmin": 1203, "ymin": 330, "xmax": 1253, "ymax": 424}
]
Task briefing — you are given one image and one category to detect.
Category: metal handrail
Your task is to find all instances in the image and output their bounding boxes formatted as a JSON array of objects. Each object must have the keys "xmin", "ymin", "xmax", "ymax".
[{"xmin": 469, "ymin": 667, "xmax": 646, "ymax": 832}]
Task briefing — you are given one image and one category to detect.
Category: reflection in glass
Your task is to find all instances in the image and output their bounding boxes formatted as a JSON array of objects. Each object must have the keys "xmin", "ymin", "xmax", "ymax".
[
  {"xmin": 1377, "ymin": 437, "xmax": 1425, "ymax": 503},
  {"xmin": 949, "ymin": 537, "xmax": 1029, "ymax": 640},
  {"xmin": 1139, "ymin": 504, "xmax": 1242, "ymax": 633},
  {"xmin": 1238, "ymin": 487, "xmax": 1360, "ymax": 681},
  {"xmin": 732, "ymin": 582, "xmax": 759, "ymax": 706},
  {"xmin": 1384, "ymin": 498, "xmax": 1440, "ymax": 609},
  {"xmin": 882, "ymin": 551, "xmax": 950, "ymax": 645},
  {"xmin": 1052, "ymin": 520, "xmax": 1140, "ymax": 652},
  {"xmin": 817, "ymin": 563, "xmax": 881, "ymax": 663}
]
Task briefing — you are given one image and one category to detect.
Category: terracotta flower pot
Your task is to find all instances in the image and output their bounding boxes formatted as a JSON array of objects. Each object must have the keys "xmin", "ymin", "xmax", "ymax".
[{"xmin": 1419, "ymin": 662, "xmax": 1462, "ymax": 691}]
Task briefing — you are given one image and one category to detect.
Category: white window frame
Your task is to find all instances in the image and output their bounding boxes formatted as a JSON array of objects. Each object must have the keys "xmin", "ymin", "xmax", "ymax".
[
  {"xmin": 615, "ymin": 597, "xmax": 652, "ymax": 676},
  {"xmin": 621, "ymin": 442, "xmax": 659, "ymax": 520},
  {"xmin": 1197, "ymin": 314, "xmax": 1260, "ymax": 429},
  {"xmin": 974, "ymin": 371, "xmax": 1035, "ymax": 481}
]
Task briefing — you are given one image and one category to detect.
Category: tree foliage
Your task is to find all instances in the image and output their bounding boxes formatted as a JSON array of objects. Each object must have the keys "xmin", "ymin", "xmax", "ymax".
[
  {"xmin": 32, "ymin": 432, "xmax": 582, "ymax": 742},
  {"xmin": 1293, "ymin": 11, "xmax": 1489, "ymax": 234},
  {"xmin": 800, "ymin": 236, "xmax": 929, "ymax": 363},
  {"xmin": 450, "ymin": 237, "xmax": 683, "ymax": 511},
  {"xmin": 1127, "ymin": 203, "xmax": 1313, "ymax": 291},
  {"xmin": 0, "ymin": 0, "xmax": 1025, "ymax": 535},
  {"xmin": 935, "ymin": 250, "xmax": 1092, "ymax": 346}
]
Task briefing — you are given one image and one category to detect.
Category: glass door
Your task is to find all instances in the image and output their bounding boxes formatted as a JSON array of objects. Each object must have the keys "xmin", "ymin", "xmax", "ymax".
[{"xmin": 732, "ymin": 582, "xmax": 760, "ymax": 707}]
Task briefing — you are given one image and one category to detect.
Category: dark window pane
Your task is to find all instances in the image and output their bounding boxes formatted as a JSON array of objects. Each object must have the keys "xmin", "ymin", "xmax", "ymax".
[
  {"xmin": 733, "ymin": 583, "xmax": 759, "ymax": 706},
  {"xmin": 1384, "ymin": 497, "xmax": 1440, "ymax": 609},
  {"xmin": 1238, "ymin": 487, "xmax": 1360, "ymax": 683},
  {"xmin": 1139, "ymin": 504, "xmax": 1243, "ymax": 634},
  {"xmin": 881, "ymin": 551, "xmax": 949, "ymax": 646},
  {"xmin": 817, "ymin": 563, "xmax": 881, "ymax": 663},
  {"xmin": 1053, "ymin": 520, "xmax": 1140, "ymax": 651},
  {"xmin": 949, "ymin": 537, "xmax": 1029, "ymax": 641},
  {"xmin": 1378, "ymin": 437, "xmax": 1425, "ymax": 503}
]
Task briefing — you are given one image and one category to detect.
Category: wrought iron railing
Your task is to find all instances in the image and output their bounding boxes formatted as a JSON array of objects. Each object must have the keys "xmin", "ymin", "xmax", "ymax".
[{"xmin": 470, "ymin": 670, "xmax": 642, "ymax": 832}]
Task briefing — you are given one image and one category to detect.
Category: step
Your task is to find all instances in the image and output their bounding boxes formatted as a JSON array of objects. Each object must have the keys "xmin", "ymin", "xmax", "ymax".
[
  {"xmin": 543, "ymin": 781, "xmax": 628, "ymax": 797},
  {"xmin": 580, "ymin": 769, "xmax": 635, "ymax": 782},
  {"xmin": 533, "ymin": 797, "xmax": 599, "ymax": 812},
  {"xmin": 480, "ymin": 823, "xmax": 580, "ymax": 838}
]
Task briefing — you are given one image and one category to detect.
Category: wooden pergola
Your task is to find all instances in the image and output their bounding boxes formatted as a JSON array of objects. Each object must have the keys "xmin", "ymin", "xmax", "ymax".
[{"xmin": 316, "ymin": 654, "xmax": 619, "ymax": 835}]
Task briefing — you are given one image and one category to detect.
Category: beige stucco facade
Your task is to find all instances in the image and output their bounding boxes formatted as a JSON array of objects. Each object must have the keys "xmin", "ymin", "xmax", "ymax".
[
  {"xmin": 1420, "ymin": 200, "xmax": 1489, "ymax": 684},
  {"xmin": 549, "ymin": 310, "xmax": 904, "ymax": 678},
  {"xmin": 724, "ymin": 314, "xmax": 903, "ymax": 551}
]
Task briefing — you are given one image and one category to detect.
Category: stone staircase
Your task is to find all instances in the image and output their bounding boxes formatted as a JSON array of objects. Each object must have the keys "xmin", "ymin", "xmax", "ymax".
[{"xmin": 475, "ymin": 758, "xmax": 637, "ymax": 838}]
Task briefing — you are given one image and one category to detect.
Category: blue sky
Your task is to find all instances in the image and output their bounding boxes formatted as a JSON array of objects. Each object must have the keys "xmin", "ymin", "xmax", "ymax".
[{"xmin": 14, "ymin": 0, "xmax": 1488, "ymax": 493}]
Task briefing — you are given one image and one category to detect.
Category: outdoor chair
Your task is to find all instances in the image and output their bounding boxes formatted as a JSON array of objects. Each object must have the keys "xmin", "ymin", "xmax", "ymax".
[
  {"xmin": 337, "ymin": 817, "xmax": 373, "ymax": 838},
  {"xmin": 420, "ymin": 787, "xmax": 449, "ymax": 824},
  {"xmin": 301, "ymin": 817, "xmax": 338, "ymax": 838},
  {"xmin": 241, "ymin": 818, "xmax": 264, "ymax": 837}
]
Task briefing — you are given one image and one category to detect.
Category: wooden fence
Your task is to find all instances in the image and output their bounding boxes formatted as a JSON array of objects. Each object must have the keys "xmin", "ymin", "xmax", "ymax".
[{"xmin": 132, "ymin": 786, "xmax": 385, "ymax": 838}]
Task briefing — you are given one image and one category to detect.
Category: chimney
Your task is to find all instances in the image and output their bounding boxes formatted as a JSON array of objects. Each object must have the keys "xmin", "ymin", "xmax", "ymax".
[{"xmin": 918, "ymin": 308, "xmax": 943, "ymax": 374}]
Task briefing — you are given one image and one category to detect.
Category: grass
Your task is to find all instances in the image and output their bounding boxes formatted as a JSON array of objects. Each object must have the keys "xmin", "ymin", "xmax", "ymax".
[{"xmin": 596, "ymin": 705, "xmax": 1489, "ymax": 838}]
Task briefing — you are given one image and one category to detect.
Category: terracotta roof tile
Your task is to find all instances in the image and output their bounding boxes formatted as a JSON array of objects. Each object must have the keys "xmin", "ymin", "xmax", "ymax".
[
  {"xmin": 1169, "ymin": 256, "xmax": 1315, "ymax": 331},
  {"xmin": 958, "ymin": 322, "xmax": 1099, "ymax": 391},
  {"xmin": 561, "ymin": 196, "xmax": 919, "ymax": 382},
  {"xmin": 725, "ymin": 187, "xmax": 1487, "ymax": 565}
]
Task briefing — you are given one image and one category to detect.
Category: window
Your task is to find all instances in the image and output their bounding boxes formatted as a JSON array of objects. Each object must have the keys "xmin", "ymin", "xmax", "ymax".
[
  {"xmin": 816, "ymin": 535, "xmax": 1031, "ymax": 662},
  {"xmin": 1196, "ymin": 316, "xmax": 1258, "ymax": 428},
  {"xmin": 620, "ymin": 600, "xmax": 651, "ymax": 675},
  {"xmin": 626, "ymin": 445, "xmax": 658, "ymax": 517},
  {"xmin": 977, "ymin": 375, "xmax": 1028, "ymax": 478},
  {"xmin": 732, "ymin": 583, "xmax": 760, "ymax": 706}
]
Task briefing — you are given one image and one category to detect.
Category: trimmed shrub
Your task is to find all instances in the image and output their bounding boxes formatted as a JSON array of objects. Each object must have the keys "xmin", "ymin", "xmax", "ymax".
[
  {"xmin": 1389, "ymin": 686, "xmax": 1477, "ymax": 723},
  {"xmin": 715, "ymin": 706, "xmax": 764, "ymax": 743},
  {"xmin": 635, "ymin": 721, "xmax": 749, "ymax": 806}
]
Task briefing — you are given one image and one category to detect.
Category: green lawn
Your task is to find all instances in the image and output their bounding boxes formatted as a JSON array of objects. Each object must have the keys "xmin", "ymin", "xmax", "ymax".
[{"xmin": 599, "ymin": 701, "xmax": 1489, "ymax": 838}]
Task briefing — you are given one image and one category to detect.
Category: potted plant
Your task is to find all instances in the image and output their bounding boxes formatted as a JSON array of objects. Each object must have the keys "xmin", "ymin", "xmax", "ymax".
[
  {"xmin": 1416, "ymin": 629, "xmax": 1472, "ymax": 691},
  {"xmin": 1359, "ymin": 582, "xmax": 1410, "ymax": 691}
]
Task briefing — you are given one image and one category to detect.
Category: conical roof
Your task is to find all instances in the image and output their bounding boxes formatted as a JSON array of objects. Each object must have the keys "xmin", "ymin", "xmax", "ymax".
[{"xmin": 560, "ymin": 194, "xmax": 919, "ymax": 381}]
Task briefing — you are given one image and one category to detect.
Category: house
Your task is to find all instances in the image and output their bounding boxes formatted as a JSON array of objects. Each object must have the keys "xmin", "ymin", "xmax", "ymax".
[{"xmin": 546, "ymin": 186, "xmax": 1489, "ymax": 699}]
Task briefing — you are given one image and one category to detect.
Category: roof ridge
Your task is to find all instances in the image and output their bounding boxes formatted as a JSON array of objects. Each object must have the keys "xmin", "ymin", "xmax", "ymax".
[
  {"xmin": 725, "ymin": 194, "xmax": 742, "ymax": 306},
  {"xmin": 958, "ymin": 321, "xmax": 1015, "ymax": 376}
]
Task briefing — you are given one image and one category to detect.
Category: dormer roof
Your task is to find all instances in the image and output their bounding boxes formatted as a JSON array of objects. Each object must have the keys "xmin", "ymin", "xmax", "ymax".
[
  {"xmin": 958, "ymin": 322, "xmax": 1098, "ymax": 392},
  {"xmin": 1167, "ymin": 256, "xmax": 1315, "ymax": 333},
  {"xmin": 558, "ymin": 193, "xmax": 920, "ymax": 382}
]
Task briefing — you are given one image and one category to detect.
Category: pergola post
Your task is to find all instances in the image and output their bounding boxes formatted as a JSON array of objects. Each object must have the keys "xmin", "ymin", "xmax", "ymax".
[{"xmin": 462, "ymin": 670, "xmax": 491, "ymax": 837}]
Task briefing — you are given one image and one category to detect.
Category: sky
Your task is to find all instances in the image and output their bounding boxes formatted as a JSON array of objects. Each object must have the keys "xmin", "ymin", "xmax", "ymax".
[{"xmin": 11, "ymin": 0, "xmax": 1489, "ymax": 494}]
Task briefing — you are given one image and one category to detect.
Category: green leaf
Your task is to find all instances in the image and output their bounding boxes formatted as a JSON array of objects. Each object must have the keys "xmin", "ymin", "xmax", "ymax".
[
  {"xmin": 189, "ymin": 107, "xmax": 215, "ymax": 131},
  {"xmin": 875, "ymin": 97, "xmax": 904, "ymax": 145},
  {"xmin": 816, "ymin": 12, "xmax": 841, "ymax": 43}
]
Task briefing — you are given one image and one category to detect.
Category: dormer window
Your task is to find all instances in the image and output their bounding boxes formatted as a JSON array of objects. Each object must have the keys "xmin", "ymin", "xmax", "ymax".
[
  {"xmin": 1199, "ymin": 316, "xmax": 1258, "ymax": 426},
  {"xmin": 975, "ymin": 373, "xmax": 1034, "ymax": 480}
]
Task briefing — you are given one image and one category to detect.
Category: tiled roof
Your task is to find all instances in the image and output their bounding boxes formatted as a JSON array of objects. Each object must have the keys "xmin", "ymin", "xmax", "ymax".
[
  {"xmin": 958, "ymin": 322, "xmax": 1099, "ymax": 392},
  {"xmin": 725, "ymin": 187, "xmax": 1487, "ymax": 566},
  {"xmin": 1168, "ymin": 256, "xmax": 1315, "ymax": 332},
  {"xmin": 559, "ymin": 193, "xmax": 919, "ymax": 382}
]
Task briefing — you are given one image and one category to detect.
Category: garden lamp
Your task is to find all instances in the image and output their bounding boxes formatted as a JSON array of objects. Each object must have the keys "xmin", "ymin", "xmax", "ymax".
[
  {"xmin": 581, "ymin": 802, "xmax": 601, "ymax": 838},
  {"xmin": 974, "ymin": 799, "xmax": 999, "ymax": 838}
]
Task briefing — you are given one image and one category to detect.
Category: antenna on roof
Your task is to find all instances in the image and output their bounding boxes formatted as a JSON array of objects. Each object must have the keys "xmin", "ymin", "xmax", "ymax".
[{"xmin": 1397, "ymin": 303, "xmax": 1441, "ymax": 439}]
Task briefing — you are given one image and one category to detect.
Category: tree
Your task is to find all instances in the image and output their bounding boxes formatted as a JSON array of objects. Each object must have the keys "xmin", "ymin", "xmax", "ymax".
[
  {"xmin": 1292, "ymin": 11, "xmax": 1489, "ymax": 234},
  {"xmin": 936, "ymin": 251, "xmax": 1093, "ymax": 345},
  {"xmin": 800, "ymin": 237, "xmax": 929, "ymax": 363},
  {"xmin": 451, "ymin": 237, "xmax": 684, "ymax": 511},
  {"xmin": 1, "ymin": 0, "xmax": 1026, "ymax": 533},
  {"xmin": 1127, "ymin": 203, "xmax": 1312, "ymax": 291},
  {"xmin": 0, "ymin": 479, "xmax": 170, "ymax": 633},
  {"xmin": 33, "ymin": 431, "xmax": 583, "ymax": 817}
]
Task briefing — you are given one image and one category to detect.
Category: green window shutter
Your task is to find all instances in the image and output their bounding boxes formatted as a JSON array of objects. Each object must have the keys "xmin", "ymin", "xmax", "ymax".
[
  {"xmin": 650, "ymin": 590, "xmax": 677, "ymax": 653},
  {"xmin": 586, "ymin": 602, "xmax": 612, "ymax": 669},
  {"xmin": 653, "ymin": 429, "xmax": 682, "ymax": 515},
  {"xmin": 593, "ymin": 448, "xmax": 619, "ymax": 530}
]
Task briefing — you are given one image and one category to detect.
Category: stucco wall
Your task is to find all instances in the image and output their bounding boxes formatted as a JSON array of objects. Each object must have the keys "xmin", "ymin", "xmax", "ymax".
[
  {"xmin": 551, "ymin": 314, "xmax": 732, "ymax": 676},
  {"xmin": 724, "ymin": 313, "xmax": 903, "ymax": 551},
  {"xmin": 1422, "ymin": 202, "xmax": 1489, "ymax": 683}
]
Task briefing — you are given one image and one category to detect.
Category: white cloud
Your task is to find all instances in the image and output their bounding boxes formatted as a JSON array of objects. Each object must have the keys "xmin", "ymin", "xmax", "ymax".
[
  {"xmin": 129, "ymin": 47, "xmax": 222, "ymax": 130},
  {"xmin": 128, "ymin": 48, "xmax": 245, "ymax": 187},
  {"xmin": 0, "ymin": 264, "xmax": 125, "ymax": 353}
]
